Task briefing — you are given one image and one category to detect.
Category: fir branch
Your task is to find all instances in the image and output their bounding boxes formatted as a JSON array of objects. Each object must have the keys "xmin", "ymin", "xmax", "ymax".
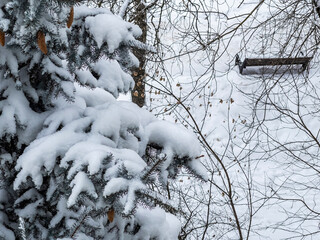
[
  {"xmin": 141, "ymin": 156, "xmax": 165, "ymax": 182},
  {"xmin": 136, "ymin": 189, "xmax": 179, "ymax": 215},
  {"xmin": 18, "ymin": 217, "xmax": 27, "ymax": 240},
  {"xmin": 70, "ymin": 210, "xmax": 90, "ymax": 239},
  {"xmin": 127, "ymin": 39, "xmax": 156, "ymax": 53}
]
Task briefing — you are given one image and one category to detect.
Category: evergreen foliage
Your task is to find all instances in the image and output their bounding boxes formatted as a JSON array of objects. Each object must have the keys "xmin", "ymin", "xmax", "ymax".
[{"xmin": 0, "ymin": 1, "xmax": 206, "ymax": 239}]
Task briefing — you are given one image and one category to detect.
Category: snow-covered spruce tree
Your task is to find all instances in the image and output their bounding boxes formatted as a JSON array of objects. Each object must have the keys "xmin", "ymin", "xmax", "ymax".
[{"xmin": 0, "ymin": 1, "xmax": 206, "ymax": 239}]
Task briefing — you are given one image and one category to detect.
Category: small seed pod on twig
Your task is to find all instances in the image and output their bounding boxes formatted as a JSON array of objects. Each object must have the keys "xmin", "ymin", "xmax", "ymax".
[
  {"xmin": 37, "ymin": 31, "xmax": 48, "ymax": 54},
  {"xmin": 0, "ymin": 30, "xmax": 5, "ymax": 46},
  {"xmin": 67, "ymin": 7, "xmax": 74, "ymax": 28}
]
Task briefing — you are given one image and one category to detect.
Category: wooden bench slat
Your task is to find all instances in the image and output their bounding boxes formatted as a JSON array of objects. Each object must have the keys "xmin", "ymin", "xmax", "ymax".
[
  {"xmin": 235, "ymin": 54, "xmax": 312, "ymax": 74},
  {"xmin": 244, "ymin": 57, "xmax": 311, "ymax": 66}
]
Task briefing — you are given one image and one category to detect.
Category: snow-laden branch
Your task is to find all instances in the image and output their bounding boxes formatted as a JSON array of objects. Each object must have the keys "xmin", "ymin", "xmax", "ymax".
[{"xmin": 118, "ymin": 0, "xmax": 131, "ymax": 18}]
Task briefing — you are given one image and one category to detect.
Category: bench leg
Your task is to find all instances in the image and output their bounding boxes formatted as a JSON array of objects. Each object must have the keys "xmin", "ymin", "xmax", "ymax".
[
  {"xmin": 235, "ymin": 54, "xmax": 244, "ymax": 74},
  {"xmin": 302, "ymin": 63, "xmax": 308, "ymax": 72},
  {"xmin": 239, "ymin": 64, "xmax": 244, "ymax": 74}
]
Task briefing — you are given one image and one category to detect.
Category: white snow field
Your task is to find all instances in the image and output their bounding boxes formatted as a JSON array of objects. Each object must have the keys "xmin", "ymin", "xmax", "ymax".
[{"xmin": 145, "ymin": 0, "xmax": 320, "ymax": 239}]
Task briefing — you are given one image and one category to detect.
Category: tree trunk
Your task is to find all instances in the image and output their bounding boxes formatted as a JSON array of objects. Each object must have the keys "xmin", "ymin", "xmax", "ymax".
[{"xmin": 131, "ymin": 0, "xmax": 147, "ymax": 107}]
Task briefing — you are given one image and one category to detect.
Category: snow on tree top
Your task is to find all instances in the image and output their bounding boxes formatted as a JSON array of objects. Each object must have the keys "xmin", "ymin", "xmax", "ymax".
[{"xmin": 75, "ymin": 6, "xmax": 142, "ymax": 51}]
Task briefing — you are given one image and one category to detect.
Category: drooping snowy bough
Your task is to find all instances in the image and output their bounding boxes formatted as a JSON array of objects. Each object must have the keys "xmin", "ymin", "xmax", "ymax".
[{"xmin": 0, "ymin": 1, "xmax": 206, "ymax": 239}]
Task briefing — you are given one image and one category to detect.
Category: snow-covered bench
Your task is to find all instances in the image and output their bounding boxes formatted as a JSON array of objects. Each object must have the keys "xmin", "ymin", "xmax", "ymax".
[{"xmin": 235, "ymin": 54, "xmax": 312, "ymax": 74}]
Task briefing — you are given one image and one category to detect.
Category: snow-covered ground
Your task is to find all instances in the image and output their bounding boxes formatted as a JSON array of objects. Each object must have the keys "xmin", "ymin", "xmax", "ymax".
[{"xmin": 145, "ymin": 0, "xmax": 320, "ymax": 239}]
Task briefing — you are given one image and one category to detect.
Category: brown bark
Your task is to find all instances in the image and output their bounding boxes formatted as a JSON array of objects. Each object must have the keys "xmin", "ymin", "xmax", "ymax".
[{"xmin": 131, "ymin": 0, "xmax": 147, "ymax": 107}]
